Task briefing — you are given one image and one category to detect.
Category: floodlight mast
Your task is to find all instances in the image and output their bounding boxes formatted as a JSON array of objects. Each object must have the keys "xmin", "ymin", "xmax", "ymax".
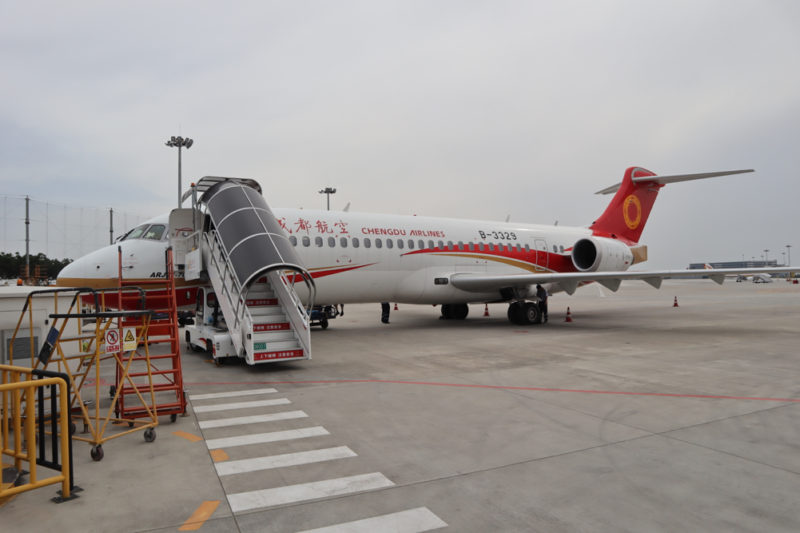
[
  {"xmin": 165, "ymin": 136, "xmax": 194, "ymax": 207},
  {"xmin": 318, "ymin": 187, "xmax": 337, "ymax": 210}
]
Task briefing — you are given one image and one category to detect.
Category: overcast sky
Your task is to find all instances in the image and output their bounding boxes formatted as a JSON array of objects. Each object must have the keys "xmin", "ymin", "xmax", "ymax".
[{"xmin": 1, "ymin": 1, "xmax": 798, "ymax": 268}]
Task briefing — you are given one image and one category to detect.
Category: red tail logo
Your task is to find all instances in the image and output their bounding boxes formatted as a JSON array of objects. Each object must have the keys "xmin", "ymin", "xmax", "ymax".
[{"xmin": 590, "ymin": 167, "xmax": 663, "ymax": 244}]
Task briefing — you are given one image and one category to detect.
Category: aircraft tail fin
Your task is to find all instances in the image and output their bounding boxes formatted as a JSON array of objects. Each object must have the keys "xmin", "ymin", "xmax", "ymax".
[{"xmin": 590, "ymin": 167, "xmax": 753, "ymax": 244}]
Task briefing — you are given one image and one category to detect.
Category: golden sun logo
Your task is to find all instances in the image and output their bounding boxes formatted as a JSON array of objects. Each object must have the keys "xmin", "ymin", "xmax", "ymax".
[{"xmin": 623, "ymin": 194, "xmax": 642, "ymax": 230}]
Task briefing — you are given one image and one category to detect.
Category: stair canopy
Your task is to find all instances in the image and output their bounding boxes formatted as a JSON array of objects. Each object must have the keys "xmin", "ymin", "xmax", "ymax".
[{"xmin": 200, "ymin": 178, "xmax": 314, "ymax": 297}]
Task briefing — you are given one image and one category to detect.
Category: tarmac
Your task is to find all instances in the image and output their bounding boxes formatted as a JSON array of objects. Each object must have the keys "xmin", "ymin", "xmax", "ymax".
[{"xmin": 2, "ymin": 279, "xmax": 799, "ymax": 532}]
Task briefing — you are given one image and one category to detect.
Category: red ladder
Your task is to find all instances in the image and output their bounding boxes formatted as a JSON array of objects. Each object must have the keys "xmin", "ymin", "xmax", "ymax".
[{"xmin": 115, "ymin": 248, "xmax": 187, "ymax": 421}]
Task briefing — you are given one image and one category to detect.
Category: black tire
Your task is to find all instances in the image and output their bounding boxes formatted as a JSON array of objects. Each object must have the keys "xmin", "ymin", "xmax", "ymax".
[
  {"xmin": 144, "ymin": 428, "xmax": 156, "ymax": 442},
  {"xmin": 440, "ymin": 304, "xmax": 453, "ymax": 319},
  {"xmin": 91, "ymin": 445, "xmax": 104, "ymax": 461},
  {"xmin": 521, "ymin": 302, "xmax": 541, "ymax": 325},
  {"xmin": 109, "ymin": 385, "xmax": 116, "ymax": 398},
  {"xmin": 170, "ymin": 413, "xmax": 178, "ymax": 423},
  {"xmin": 319, "ymin": 316, "xmax": 329, "ymax": 329},
  {"xmin": 452, "ymin": 304, "xmax": 469, "ymax": 320},
  {"xmin": 507, "ymin": 302, "xmax": 524, "ymax": 324}
]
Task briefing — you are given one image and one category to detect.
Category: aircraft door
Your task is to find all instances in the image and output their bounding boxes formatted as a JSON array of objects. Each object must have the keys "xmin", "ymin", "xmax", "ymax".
[{"xmin": 534, "ymin": 239, "xmax": 548, "ymax": 270}]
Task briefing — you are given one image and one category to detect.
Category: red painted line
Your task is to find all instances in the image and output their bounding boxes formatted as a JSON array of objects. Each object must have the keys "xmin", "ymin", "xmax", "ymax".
[{"xmin": 183, "ymin": 379, "xmax": 800, "ymax": 403}]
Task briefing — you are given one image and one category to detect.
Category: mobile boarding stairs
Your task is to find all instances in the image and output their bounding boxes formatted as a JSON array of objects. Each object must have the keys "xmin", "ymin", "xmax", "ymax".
[{"xmin": 172, "ymin": 177, "xmax": 316, "ymax": 365}]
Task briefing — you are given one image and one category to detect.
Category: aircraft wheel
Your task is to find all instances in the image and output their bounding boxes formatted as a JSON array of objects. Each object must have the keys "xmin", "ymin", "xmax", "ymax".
[
  {"xmin": 440, "ymin": 304, "xmax": 453, "ymax": 319},
  {"xmin": 452, "ymin": 303, "xmax": 469, "ymax": 320},
  {"xmin": 521, "ymin": 302, "xmax": 541, "ymax": 325},
  {"xmin": 319, "ymin": 316, "xmax": 329, "ymax": 329},
  {"xmin": 507, "ymin": 302, "xmax": 524, "ymax": 324}
]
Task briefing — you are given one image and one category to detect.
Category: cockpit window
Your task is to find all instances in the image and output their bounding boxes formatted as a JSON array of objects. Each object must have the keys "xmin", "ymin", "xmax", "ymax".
[
  {"xmin": 143, "ymin": 224, "xmax": 166, "ymax": 240},
  {"xmin": 121, "ymin": 224, "xmax": 149, "ymax": 241}
]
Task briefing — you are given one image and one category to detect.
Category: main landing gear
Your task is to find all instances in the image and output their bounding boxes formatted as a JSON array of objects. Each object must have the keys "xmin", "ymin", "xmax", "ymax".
[
  {"xmin": 507, "ymin": 301, "xmax": 543, "ymax": 325},
  {"xmin": 440, "ymin": 303, "xmax": 469, "ymax": 320}
]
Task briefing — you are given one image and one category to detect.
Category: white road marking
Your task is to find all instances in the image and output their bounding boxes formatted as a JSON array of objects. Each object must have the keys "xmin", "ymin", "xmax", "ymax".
[
  {"xmin": 189, "ymin": 388, "xmax": 278, "ymax": 400},
  {"xmin": 199, "ymin": 410, "xmax": 307, "ymax": 429},
  {"xmin": 193, "ymin": 398, "xmax": 290, "ymax": 413},
  {"xmin": 297, "ymin": 507, "xmax": 448, "ymax": 533},
  {"xmin": 206, "ymin": 426, "xmax": 329, "ymax": 449},
  {"xmin": 215, "ymin": 446, "xmax": 356, "ymax": 476},
  {"xmin": 227, "ymin": 473, "xmax": 395, "ymax": 513}
]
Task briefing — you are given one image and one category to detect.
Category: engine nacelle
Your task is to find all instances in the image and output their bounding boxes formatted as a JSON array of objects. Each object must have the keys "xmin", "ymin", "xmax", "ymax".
[{"xmin": 571, "ymin": 237, "xmax": 633, "ymax": 272}]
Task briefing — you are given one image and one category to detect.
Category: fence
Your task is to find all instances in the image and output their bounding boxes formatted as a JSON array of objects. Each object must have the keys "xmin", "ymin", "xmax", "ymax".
[{"xmin": 0, "ymin": 195, "xmax": 149, "ymax": 260}]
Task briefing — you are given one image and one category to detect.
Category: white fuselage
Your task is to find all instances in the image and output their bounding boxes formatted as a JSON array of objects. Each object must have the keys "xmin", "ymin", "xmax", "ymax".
[
  {"xmin": 272, "ymin": 208, "xmax": 595, "ymax": 304},
  {"xmin": 57, "ymin": 207, "xmax": 636, "ymax": 306}
]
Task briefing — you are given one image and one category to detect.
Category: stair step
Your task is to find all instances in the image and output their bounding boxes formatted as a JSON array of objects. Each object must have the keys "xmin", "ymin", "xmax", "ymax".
[
  {"xmin": 253, "ymin": 348, "xmax": 304, "ymax": 362},
  {"xmin": 251, "ymin": 306, "xmax": 284, "ymax": 317},
  {"xmin": 253, "ymin": 331, "xmax": 295, "ymax": 344},
  {"xmin": 253, "ymin": 321, "xmax": 291, "ymax": 332},
  {"xmin": 251, "ymin": 314, "xmax": 287, "ymax": 324},
  {"xmin": 250, "ymin": 306, "xmax": 282, "ymax": 317},
  {"xmin": 255, "ymin": 339, "xmax": 300, "ymax": 352},
  {"xmin": 245, "ymin": 297, "xmax": 278, "ymax": 306}
]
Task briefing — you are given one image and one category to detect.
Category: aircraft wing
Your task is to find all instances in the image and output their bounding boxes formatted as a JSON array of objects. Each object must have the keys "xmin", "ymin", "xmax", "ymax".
[{"xmin": 449, "ymin": 267, "xmax": 798, "ymax": 295}]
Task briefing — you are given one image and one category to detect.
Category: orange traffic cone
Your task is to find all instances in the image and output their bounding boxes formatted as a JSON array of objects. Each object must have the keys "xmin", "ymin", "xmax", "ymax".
[
  {"xmin": 484, "ymin": 304, "xmax": 489, "ymax": 317},
  {"xmin": 394, "ymin": 303, "xmax": 398, "ymax": 311},
  {"xmin": 565, "ymin": 307, "xmax": 573, "ymax": 322},
  {"xmin": 673, "ymin": 296, "xmax": 679, "ymax": 307}
]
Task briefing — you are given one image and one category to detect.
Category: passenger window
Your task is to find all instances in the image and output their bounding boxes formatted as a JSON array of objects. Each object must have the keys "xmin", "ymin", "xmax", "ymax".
[
  {"xmin": 352, "ymin": 238, "xmax": 360, "ymax": 248},
  {"xmin": 387, "ymin": 239, "xmax": 394, "ymax": 249},
  {"xmin": 328, "ymin": 237, "xmax": 336, "ymax": 247},
  {"xmin": 364, "ymin": 238, "xmax": 371, "ymax": 248},
  {"xmin": 560, "ymin": 245, "xmax": 565, "ymax": 253},
  {"xmin": 340, "ymin": 237, "xmax": 348, "ymax": 248},
  {"xmin": 447, "ymin": 241, "xmax": 454, "ymax": 250},
  {"xmin": 525, "ymin": 244, "xmax": 530, "ymax": 252},
  {"xmin": 428, "ymin": 240, "xmax": 434, "ymax": 249},
  {"xmin": 302, "ymin": 236, "xmax": 310, "ymax": 247},
  {"xmin": 420, "ymin": 240, "xmax": 426, "ymax": 249},
  {"xmin": 553, "ymin": 245, "xmax": 558, "ymax": 253},
  {"xmin": 408, "ymin": 239, "xmax": 414, "ymax": 250},
  {"xmin": 315, "ymin": 236, "xmax": 323, "ymax": 247},
  {"xmin": 290, "ymin": 236, "xmax": 298, "ymax": 246},
  {"xmin": 457, "ymin": 241, "xmax": 464, "ymax": 250},
  {"xmin": 438, "ymin": 240, "xmax": 444, "ymax": 249},
  {"xmin": 397, "ymin": 239, "xmax": 404, "ymax": 249},
  {"xmin": 376, "ymin": 239, "xmax": 383, "ymax": 249}
]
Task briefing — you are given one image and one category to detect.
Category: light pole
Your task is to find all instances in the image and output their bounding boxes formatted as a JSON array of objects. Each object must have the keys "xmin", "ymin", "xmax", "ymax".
[
  {"xmin": 318, "ymin": 187, "xmax": 336, "ymax": 210},
  {"xmin": 787, "ymin": 244, "xmax": 792, "ymax": 266},
  {"xmin": 165, "ymin": 136, "xmax": 194, "ymax": 207}
]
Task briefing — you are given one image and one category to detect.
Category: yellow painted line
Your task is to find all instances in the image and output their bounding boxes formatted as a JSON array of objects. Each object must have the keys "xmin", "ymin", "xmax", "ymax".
[
  {"xmin": 178, "ymin": 500, "xmax": 220, "ymax": 531},
  {"xmin": 173, "ymin": 430, "xmax": 204, "ymax": 443},
  {"xmin": 210, "ymin": 449, "xmax": 229, "ymax": 462}
]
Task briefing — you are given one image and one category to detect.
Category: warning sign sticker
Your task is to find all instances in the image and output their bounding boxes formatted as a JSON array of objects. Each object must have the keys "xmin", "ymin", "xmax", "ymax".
[
  {"xmin": 123, "ymin": 328, "xmax": 137, "ymax": 351},
  {"xmin": 104, "ymin": 329, "xmax": 120, "ymax": 353}
]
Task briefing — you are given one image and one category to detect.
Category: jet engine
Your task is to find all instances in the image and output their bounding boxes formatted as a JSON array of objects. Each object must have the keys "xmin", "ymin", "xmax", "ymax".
[{"xmin": 571, "ymin": 237, "xmax": 633, "ymax": 272}]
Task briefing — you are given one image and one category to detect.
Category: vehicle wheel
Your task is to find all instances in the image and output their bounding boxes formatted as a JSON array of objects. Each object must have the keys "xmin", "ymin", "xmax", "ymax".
[
  {"xmin": 507, "ymin": 302, "xmax": 524, "ymax": 324},
  {"xmin": 170, "ymin": 413, "xmax": 178, "ymax": 423},
  {"xmin": 144, "ymin": 428, "xmax": 156, "ymax": 442},
  {"xmin": 521, "ymin": 302, "xmax": 541, "ymax": 325},
  {"xmin": 452, "ymin": 303, "xmax": 469, "ymax": 320},
  {"xmin": 69, "ymin": 422, "xmax": 77, "ymax": 435},
  {"xmin": 109, "ymin": 385, "xmax": 116, "ymax": 398},
  {"xmin": 214, "ymin": 357, "xmax": 224, "ymax": 367},
  {"xmin": 320, "ymin": 316, "xmax": 329, "ymax": 329},
  {"xmin": 91, "ymin": 445, "xmax": 104, "ymax": 461}
]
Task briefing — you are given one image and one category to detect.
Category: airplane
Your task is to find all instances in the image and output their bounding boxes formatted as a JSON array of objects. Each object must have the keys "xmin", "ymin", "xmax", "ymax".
[{"xmin": 57, "ymin": 166, "xmax": 796, "ymax": 329}]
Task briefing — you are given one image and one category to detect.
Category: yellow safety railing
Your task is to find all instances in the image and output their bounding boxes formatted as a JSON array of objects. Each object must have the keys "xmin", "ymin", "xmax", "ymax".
[{"xmin": 1, "ymin": 365, "xmax": 72, "ymax": 501}]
